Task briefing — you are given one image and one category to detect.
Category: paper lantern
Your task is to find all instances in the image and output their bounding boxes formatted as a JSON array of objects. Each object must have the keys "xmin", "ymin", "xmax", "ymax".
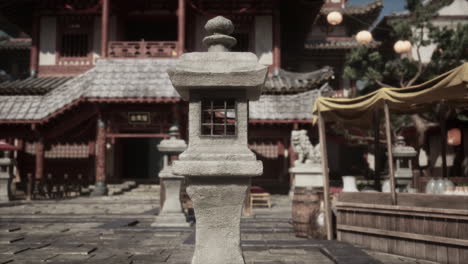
[
  {"xmin": 356, "ymin": 30, "xmax": 373, "ymax": 44},
  {"xmin": 447, "ymin": 128, "xmax": 461, "ymax": 146},
  {"xmin": 394, "ymin": 40, "xmax": 412, "ymax": 54},
  {"xmin": 394, "ymin": 40, "xmax": 404, "ymax": 53},
  {"xmin": 327, "ymin": 11, "xmax": 343, "ymax": 26}
]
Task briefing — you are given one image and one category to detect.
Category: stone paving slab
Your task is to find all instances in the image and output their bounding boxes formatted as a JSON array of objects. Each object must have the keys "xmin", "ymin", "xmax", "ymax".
[{"xmin": 0, "ymin": 186, "xmax": 425, "ymax": 264}]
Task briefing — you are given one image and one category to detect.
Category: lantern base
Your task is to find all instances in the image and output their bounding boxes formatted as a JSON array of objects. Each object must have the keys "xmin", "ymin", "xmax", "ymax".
[{"xmin": 187, "ymin": 177, "xmax": 249, "ymax": 264}]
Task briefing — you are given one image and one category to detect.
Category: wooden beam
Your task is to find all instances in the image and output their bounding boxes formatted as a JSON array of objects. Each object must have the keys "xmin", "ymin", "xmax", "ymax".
[
  {"xmin": 439, "ymin": 102, "xmax": 448, "ymax": 178},
  {"xmin": 106, "ymin": 133, "xmax": 169, "ymax": 139},
  {"xmin": 384, "ymin": 101, "xmax": 396, "ymax": 205},
  {"xmin": 177, "ymin": 0, "xmax": 186, "ymax": 55},
  {"xmin": 101, "ymin": 0, "xmax": 110, "ymax": 58},
  {"xmin": 272, "ymin": 0, "xmax": 281, "ymax": 70},
  {"xmin": 373, "ymin": 108, "xmax": 381, "ymax": 191},
  {"xmin": 29, "ymin": 14, "xmax": 39, "ymax": 76},
  {"xmin": 318, "ymin": 109, "xmax": 333, "ymax": 240}
]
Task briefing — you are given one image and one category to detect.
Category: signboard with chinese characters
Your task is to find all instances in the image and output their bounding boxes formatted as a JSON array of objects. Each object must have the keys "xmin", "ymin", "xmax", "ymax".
[{"xmin": 128, "ymin": 112, "xmax": 151, "ymax": 124}]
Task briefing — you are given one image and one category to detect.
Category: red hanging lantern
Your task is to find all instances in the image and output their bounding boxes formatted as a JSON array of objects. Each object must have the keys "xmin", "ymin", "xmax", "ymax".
[{"xmin": 447, "ymin": 128, "xmax": 461, "ymax": 146}]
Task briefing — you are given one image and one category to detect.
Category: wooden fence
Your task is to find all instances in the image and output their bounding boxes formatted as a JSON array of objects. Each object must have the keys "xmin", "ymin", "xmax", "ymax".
[{"xmin": 336, "ymin": 192, "xmax": 468, "ymax": 264}]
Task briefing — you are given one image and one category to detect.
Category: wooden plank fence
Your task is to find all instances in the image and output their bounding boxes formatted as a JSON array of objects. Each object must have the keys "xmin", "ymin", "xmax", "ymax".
[{"xmin": 336, "ymin": 192, "xmax": 468, "ymax": 264}]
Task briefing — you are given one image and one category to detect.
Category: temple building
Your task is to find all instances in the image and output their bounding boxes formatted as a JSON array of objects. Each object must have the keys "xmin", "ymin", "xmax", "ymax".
[{"xmin": 0, "ymin": 0, "xmax": 381, "ymax": 198}]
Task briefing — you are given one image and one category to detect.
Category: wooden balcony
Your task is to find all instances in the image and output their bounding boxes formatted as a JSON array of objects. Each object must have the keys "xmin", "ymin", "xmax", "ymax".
[{"xmin": 108, "ymin": 41, "xmax": 179, "ymax": 58}]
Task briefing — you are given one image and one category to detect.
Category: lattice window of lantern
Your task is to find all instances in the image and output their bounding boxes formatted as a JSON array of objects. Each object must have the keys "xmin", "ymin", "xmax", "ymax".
[{"xmin": 201, "ymin": 99, "xmax": 236, "ymax": 136}]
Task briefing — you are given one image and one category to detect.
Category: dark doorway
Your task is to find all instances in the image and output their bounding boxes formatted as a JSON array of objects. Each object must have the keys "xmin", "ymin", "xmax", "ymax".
[
  {"xmin": 125, "ymin": 15, "xmax": 177, "ymax": 41},
  {"xmin": 122, "ymin": 138, "xmax": 163, "ymax": 179}
]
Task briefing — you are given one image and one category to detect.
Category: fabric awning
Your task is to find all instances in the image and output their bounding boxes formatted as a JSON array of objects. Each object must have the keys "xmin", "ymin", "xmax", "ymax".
[{"xmin": 313, "ymin": 63, "xmax": 468, "ymax": 126}]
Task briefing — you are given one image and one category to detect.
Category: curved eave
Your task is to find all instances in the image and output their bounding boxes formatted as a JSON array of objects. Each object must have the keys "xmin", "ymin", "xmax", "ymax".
[{"xmin": 0, "ymin": 97, "xmax": 181, "ymax": 125}]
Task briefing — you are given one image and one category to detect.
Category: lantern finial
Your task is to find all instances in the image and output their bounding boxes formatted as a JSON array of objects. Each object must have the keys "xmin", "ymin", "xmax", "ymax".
[{"xmin": 203, "ymin": 16, "xmax": 237, "ymax": 52}]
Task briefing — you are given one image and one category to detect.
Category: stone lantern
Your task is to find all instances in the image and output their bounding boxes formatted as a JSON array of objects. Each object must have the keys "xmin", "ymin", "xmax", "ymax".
[
  {"xmin": 152, "ymin": 125, "xmax": 189, "ymax": 227},
  {"xmin": 168, "ymin": 16, "xmax": 267, "ymax": 264},
  {"xmin": 393, "ymin": 136, "xmax": 417, "ymax": 188},
  {"xmin": 0, "ymin": 155, "xmax": 14, "ymax": 202}
]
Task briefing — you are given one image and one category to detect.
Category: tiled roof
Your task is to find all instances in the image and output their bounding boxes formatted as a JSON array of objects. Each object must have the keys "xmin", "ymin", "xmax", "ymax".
[
  {"xmin": 0, "ymin": 77, "xmax": 72, "ymax": 95},
  {"xmin": 0, "ymin": 59, "xmax": 331, "ymax": 122},
  {"xmin": 0, "ymin": 39, "xmax": 31, "ymax": 50},
  {"xmin": 263, "ymin": 66, "xmax": 334, "ymax": 94},
  {"xmin": 0, "ymin": 59, "xmax": 179, "ymax": 121},
  {"xmin": 305, "ymin": 39, "xmax": 380, "ymax": 50},
  {"xmin": 320, "ymin": 0, "xmax": 383, "ymax": 15},
  {"xmin": 249, "ymin": 89, "xmax": 319, "ymax": 120}
]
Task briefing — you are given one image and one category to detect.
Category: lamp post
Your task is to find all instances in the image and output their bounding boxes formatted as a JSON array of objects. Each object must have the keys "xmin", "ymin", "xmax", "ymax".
[{"xmin": 168, "ymin": 16, "xmax": 267, "ymax": 264}]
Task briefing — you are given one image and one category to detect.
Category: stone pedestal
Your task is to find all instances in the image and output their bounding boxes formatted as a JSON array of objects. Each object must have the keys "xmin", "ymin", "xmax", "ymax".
[
  {"xmin": 0, "ymin": 158, "xmax": 13, "ymax": 202},
  {"xmin": 90, "ymin": 181, "xmax": 108, "ymax": 196},
  {"xmin": 152, "ymin": 125, "xmax": 189, "ymax": 227},
  {"xmin": 188, "ymin": 178, "xmax": 249, "ymax": 264},
  {"xmin": 289, "ymin": 164, "xmax": 323, "ymax": 188},
  {"xmin": 152, "ymin": 170, "xmax": 189, "ymax": 227}
]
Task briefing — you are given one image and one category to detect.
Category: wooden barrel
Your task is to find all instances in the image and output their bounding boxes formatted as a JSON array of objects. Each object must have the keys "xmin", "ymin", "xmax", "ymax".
[{"xmin": 292, "ymin": 187, "xmax": 321, "ymax": 238}]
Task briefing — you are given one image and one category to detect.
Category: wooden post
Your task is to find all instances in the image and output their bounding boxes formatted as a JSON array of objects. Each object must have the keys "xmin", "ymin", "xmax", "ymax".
[
  {"xmin": 439, "ymin": 102, "xmax": 448, "ymax": 178},
  {"xmin": 101, "ymin": 0, "xmax": 110, "ymax": 58},
  {"xmin": 272, "ymin": 0, "xmax": 281, "ymax": 70},
  {"xmin": 34, "ymin": 139, "xmax": 45, "ymax": 199},
  {"xmin": 30, "ymin": 14, "xmax": 40, "ymax": 76},
  {"xmin": 95, "ymin": 119, "xmax": 107, "ymax": 184},
  {"xmin": 177, "ymin": 0, "xmax": 186, "ymax": 55},
  {"xmin": 373, "ymin": 109, "xmax": 382, "ymax": 191},
  {"xmin": 384, "ymin": 101, "xmax": 397, "ymax": 205},
  {"xmin": 318, "ymin": 110, "xmax": 333, "ymax": 240},
  {"xmin": 88, "ymin": 140, "xmax": 96, "ymax": 186}
]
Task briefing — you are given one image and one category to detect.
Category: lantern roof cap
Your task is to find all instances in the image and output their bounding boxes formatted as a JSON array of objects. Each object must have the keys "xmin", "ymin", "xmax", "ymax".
[
  {"xmin": 167, "ymin": 16, "xmax": 268, "ymax": 101},
  {"xmin": 393, "ymin": 136, "xmax": 417, "ymax": 157}
]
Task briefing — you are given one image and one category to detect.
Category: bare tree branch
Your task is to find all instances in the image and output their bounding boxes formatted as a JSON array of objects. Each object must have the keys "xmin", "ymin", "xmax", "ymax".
[
  {"xmin": 407, "ymin": 44, "xmax": 425, "ymax": 87},
  {"xmin": 375, "ymin": 79, "xmax": 396, "ymax": 88},
  {"xmin": 410, "ymin": 113, "xmax": 438, "ymax": 147}
]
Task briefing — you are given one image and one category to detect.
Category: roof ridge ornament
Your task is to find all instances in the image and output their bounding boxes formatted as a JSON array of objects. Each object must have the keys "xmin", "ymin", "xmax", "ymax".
[{"xmin": 203, "ymin": 16, "xmax": 237, "ymax": 52}]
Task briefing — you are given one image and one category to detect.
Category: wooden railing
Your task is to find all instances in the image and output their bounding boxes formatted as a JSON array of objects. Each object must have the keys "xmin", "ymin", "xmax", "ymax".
[{"xmin": 108, "ymin": 41, "xmax": 179, "ymax": 58}]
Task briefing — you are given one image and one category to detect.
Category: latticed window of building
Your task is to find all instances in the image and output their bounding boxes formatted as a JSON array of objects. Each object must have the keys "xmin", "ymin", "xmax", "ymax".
[
  {"xmin": 201, "ymin": 99, "xmax": 236, "ymax": 136},
  {"xmin": 60, "ymin": 33, "xmax": 89, "ymax": 57}
]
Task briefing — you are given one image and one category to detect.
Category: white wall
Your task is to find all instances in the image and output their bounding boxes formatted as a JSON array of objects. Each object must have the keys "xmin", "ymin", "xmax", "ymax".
[
  {"xmin": 39, "ymin": 17, "xmax": 57, "ymax": 66},
  {"xmin": 255, "ymin": 16, "xmax": 273, "ymax": 66}
]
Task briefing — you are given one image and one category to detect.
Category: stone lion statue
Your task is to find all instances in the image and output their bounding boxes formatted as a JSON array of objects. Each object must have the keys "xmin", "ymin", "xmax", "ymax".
[{"xmin": 291, "ymin": 130, "xmax": 321, "ymax": 166}]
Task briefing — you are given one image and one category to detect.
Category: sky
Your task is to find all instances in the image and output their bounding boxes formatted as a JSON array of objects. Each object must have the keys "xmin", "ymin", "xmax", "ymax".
[{"xmin": 349, "ymin": 0, "xmax": 407, "ymax": 22}]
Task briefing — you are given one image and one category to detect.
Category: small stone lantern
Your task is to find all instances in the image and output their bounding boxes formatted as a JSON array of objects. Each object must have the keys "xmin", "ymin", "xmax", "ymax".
[
  {"xmin": 393, "ymin": 136, "xmax": 417, "ymax": 188},
  {"xmin": 152, "ymin": 125, "xmax": 189, "ymax": 227},
  {"xmin": 168, "ymin": 16, "xmax": 267, "ymax": 264},
  {"xmin": 0, "ymin": 154, "xmax": 14, "ymax": 202}
]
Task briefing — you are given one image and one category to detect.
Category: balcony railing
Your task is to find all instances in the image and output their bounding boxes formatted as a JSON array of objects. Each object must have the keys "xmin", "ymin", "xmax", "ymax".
[{"xmin": 108, "ymin": 41, "xmax": 179, "ymax": 58}]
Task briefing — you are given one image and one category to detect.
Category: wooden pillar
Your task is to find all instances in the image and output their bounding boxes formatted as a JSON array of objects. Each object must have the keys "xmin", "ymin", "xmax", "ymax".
[
  {"xmin": 30, "ymin": 14, "xmax": 40, "ymax": 76},
  {"xmin": 101, "ymin": 0, "xmax": 110, "ymax": 58},
  {"xmin": 88, "ymin": 140, "xmax": 96, "ymax": 185},
  {"xmin": 318, "ymin": 110, "xmax": 333, "ymax": 240},
  {"xmin": 177, "ymin": 0, "xmax": 186, "ymax": 55},
  {"xmin": 34, "ymin": 139, "xmax": 45, "ymax": 199},
  {"xmin": 373, "ymin": 109, "xmax": 382, "ymax": 191},
  {"xmin": 272, "ymin": 0, "xmax": 281, "ymax": 70},
  {"xmin": 439, "ymin": 102, "xmax": 448, "ymax": 178},
  {"xmin": 384, "ymin": 101, "xmax": 397, "ymax": 205},
  {"xmin": 95, "ymin": 119, "xmax": 106, "ymax": 183}
]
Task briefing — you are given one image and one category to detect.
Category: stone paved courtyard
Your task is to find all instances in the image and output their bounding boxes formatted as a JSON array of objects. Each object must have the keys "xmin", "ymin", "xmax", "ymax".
[{"xmin": 0, "ymin": 185, "xmax": 436, "ymax": 264}]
